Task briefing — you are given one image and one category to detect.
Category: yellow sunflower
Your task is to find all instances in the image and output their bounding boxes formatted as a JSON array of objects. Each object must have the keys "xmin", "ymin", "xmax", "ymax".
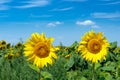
[
  {"xmin": 24, "ymin": 33, "xmax": 58, "ymax": 68},
  {"xmin": 4, "ymin": 53, "xmax": 14, "ymax": 60},
  {"xmin": 78, "ymin": 30, "xmax": 110, "ymax": 63}
]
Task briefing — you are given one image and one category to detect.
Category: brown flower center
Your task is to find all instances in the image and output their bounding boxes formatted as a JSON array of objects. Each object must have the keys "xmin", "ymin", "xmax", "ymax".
[
  {"xmin": 87, "ymin": 39, "xmax": 102, "ymax": 54},
  {"xmin": 34, "ymin": 42, "xmax": 50, "ymax": 58}
]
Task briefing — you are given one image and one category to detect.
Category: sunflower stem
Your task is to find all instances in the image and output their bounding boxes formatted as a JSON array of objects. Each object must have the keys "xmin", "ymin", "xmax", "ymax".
[
  {"xmin": 92, "ymin": 63, "xmax": 95, "ymax": 80},
  {"xmin": 38, "ymin": 69, "xmax": 42, "ymax": 79}
]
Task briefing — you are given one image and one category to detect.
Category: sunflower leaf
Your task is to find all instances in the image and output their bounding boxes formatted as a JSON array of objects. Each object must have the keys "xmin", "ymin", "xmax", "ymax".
[
  {"xmin": 41, "ymin": 71, "xmax": 52, "ymax": 79},
  {"xmin": 28, "ymin": 64, "xmax": 39, "ymax": 72},
  {"xmin": 110, "ymin": 41, "xmax": 117, "ymax": 49},
  {"xmin": 80, "ymin": 77, "xmax": 87, "ymax": 80},
  {"xmin": 64, "ymin": 57, "xmax": 74, "ymax": 70},
  {"xmin": 95, "ymin": 63, "xmax": 101, "ymax": 70},
  {"xmin": 100, "ymin": 66, "xmax": 115, "ymax": 71}
]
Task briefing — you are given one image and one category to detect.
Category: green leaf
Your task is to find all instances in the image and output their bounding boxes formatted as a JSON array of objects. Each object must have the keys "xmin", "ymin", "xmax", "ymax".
[
  {"xmin": 28, "ymin": 64, "xmax": 39, "ymax": 72},
  {"xmin": 64, "ymin": 57, "xmax": 74, "ymax": 70},
  {"xmin": 99, "ymin": 77, "xmax": 105, "ymax": 80},
  {"xmin": 71, "ymin": 41, "xmax": 78, "ymax": 48},
  {"xmin": 101, "ymin": 66, "xmax": 115, "ymax": 71},
  {"xmin": 104, "ymin": 72, "xmax": 113, "ymax": 80},
  {"xmin": 0, "ymin": 57, "xmax": 4, "ymax": 64},
  {"xmin": 67, "ymin": 70, "xmax": 78, "ymax": 80},
  {"xmin": 99, "ymin": 72, "xmax": 113, "ymax": 80},
  {"xmin": 80, "ymin": 77, "xmax": 87, "ymax": 80},
  {"xmin": 41, "ymin": 71, "xmax": 52, "ymax": 79},
  {"xmin": 110, "ymin": 41, "xmax": 117, "ymax": 49},
  {"xmin": 95, "ymin": 63, "xmax": 101, "ymax": 70},
  {"xmin": 117, "ymin": 77, "xmax": 120, "ymax": 80}
]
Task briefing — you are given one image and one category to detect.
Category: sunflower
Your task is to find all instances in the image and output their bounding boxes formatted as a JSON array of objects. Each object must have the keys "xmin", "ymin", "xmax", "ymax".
[
  {"xmin": 24, "ymin": 33, "xmax": 58, "ymax": 68},
  {"xmin": 4, "ymin": 53, "xmax": 14, "ymax": 60},
  {"xmin": 1, "ymin": 40, "xmax": 6, "ymax": 45},
  {"xmin": 78, "ymin": 30, "xmax": 109, "ymax": 63}
]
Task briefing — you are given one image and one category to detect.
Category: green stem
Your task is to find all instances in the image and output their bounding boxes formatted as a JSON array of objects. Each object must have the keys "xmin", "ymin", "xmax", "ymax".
[
  {"xmin": 92, "ymin": 63, "xmax": 95, "ymax": 80},
  {"xmin": 38, "ymin": 69, "xmax": 41, "ymax": 79}
]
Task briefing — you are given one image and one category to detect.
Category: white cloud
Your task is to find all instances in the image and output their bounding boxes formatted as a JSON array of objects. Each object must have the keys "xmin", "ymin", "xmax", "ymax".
[
  {"xmin": 76, "ymin": 20, "xmax": 99, "ymax": 28},
  {"xmin": 51, "ymin": 7, "xmax": 73, "ymax": 11},
  {"xmin": 76, "ymin": 20, "xmax": 95, "ymax": 26},
  {"xmin": 91, "ymin": 12, "xmax": 120, "ymax": 18},
  {"xmin": 63, "ymin": 0, "xmax": 87, "ymax": 2},
  {"xmin": 15, "ymin": 0, "xmax": 50, "ymax": 8},
  {"xmin": 0, "ymin": 0, "xmax": 11, "ymax": 10},
  {"xmin": 47, "ymin": 21, "xmax": 63, "ymax": 27},
  {"xmin": 100, "ymin": 1, "xmax": 120, "ymax": 5},
  {"xmin": 47, "ymin": 23, "xmax": 56, "ymax": 27}
]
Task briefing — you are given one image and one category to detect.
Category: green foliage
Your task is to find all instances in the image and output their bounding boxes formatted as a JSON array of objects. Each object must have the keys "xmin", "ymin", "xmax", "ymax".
[
  {"xmin": 0, "ymin": 41, "xmax": 120, "ymax": 80},
  {"xmin": 29, "ymin": 64, "xmax": 40, "ymax": 72},
  {"xmin": 110, "ymin": 41, "xmax": 117, "ymax": 49},
  {"xmin": 41, "ymin": 71, "xmax": 53, "ymax": 79}
]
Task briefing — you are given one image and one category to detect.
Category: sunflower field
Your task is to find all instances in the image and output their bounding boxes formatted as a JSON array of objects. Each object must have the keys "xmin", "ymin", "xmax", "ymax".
[{"xmin": 0, "ymin": 30, "xmax": 120, "ymax": 80}]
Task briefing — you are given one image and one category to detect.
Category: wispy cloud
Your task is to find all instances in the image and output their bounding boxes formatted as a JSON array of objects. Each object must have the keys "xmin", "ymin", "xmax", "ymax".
[
  {"xmin": 47, "ymin": 21, "xmax": 64, "ymax": 27},
  {"xmin": 15, "ymin": 0, "xmax": 50, "ymax": 9},
  {"xmin": 100, "ymin": 1, "xmax": 120, "ymax": 5},
  {"xmin": 91, "ymin": 12, "xmax": 120, "ymax": 18},
  {"xmin": 76, "ymin": 20, "xmax": 99, "ymax": 28},
  {"xmin": 63, "ymin": 0, "xmax": 87, "ymax": 2},
  {"xmin": 30, "ymin": 14, "xmax": 52, "ymax": 18},
  {"xmin": 47, "ymin": 23, "xmax": 56, "ymax": 27},
  {"xmin": 51, "ymin": 7, "xmax": 73, "ymax": 11},
  {"xmin": 100, "ymin": 0, "xmax": 111, "ymax": 1},
  {"xmin": 0, "ymin": 0, "xmax": 12, "ymax": 10}
]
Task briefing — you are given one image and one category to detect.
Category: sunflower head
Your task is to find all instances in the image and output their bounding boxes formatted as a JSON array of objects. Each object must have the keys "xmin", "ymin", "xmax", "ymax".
[
  {"xmin": 4, "ymin": 53, "xmax": 14, "ymax": 60},
  {"xmin": 15, "ymin": 42, "xmax": 23, "ymax": 48},
  {"xmin": 24, "ymin": 32, "xmax": 57, "ymax": 68},
  {"xmin": 6, "ymin": 43, "xmax": 11, "ymax": 49},
  {"xmin": 1, "ymin": 45, "xmax": 7, "ymax": 50},
  {"xmin": 78, "ymin": 30, "xmax": 110, "ymax": 63},
  {"xmin": 1, "ymin": 40, "xmax": 6, "ymax": 45},
  {"xmin": 0, "ymin": 46, "xmax": 2, "ymax": 50}
]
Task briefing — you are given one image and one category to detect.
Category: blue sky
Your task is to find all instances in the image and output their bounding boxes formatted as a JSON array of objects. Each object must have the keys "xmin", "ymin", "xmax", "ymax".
[{"xmin": 0, "ymin": 0, "xmax": 120, "ymax": 46}]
